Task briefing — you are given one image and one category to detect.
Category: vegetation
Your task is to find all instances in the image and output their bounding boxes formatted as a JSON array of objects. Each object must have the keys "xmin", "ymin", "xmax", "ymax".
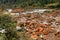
[
  {"xmin": 0, "ymin": 0, "xmax": 60, "ymax": 8},
  {"xmin": 0, "ymin": 13, "xmax": 18, "ymax": 40},
  {"xmin": 0, "ymin": 12, "xmax": 29, "ymax": 40}
]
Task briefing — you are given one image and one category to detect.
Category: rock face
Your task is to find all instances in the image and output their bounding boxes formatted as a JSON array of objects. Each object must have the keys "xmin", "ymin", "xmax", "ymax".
[
  {"xmin": 43, "ymin": 33, "xmax": 56, "ymax": 40},
  {"xmin": 16, "ymin": 10, "xmax": 60, "ymax": 40}
]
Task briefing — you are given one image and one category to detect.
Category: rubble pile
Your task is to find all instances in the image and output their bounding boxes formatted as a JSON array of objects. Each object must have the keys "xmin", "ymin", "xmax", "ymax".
[{"xmin": 16, "ymin": 11, "xmax": 60, "ymax": 40}]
